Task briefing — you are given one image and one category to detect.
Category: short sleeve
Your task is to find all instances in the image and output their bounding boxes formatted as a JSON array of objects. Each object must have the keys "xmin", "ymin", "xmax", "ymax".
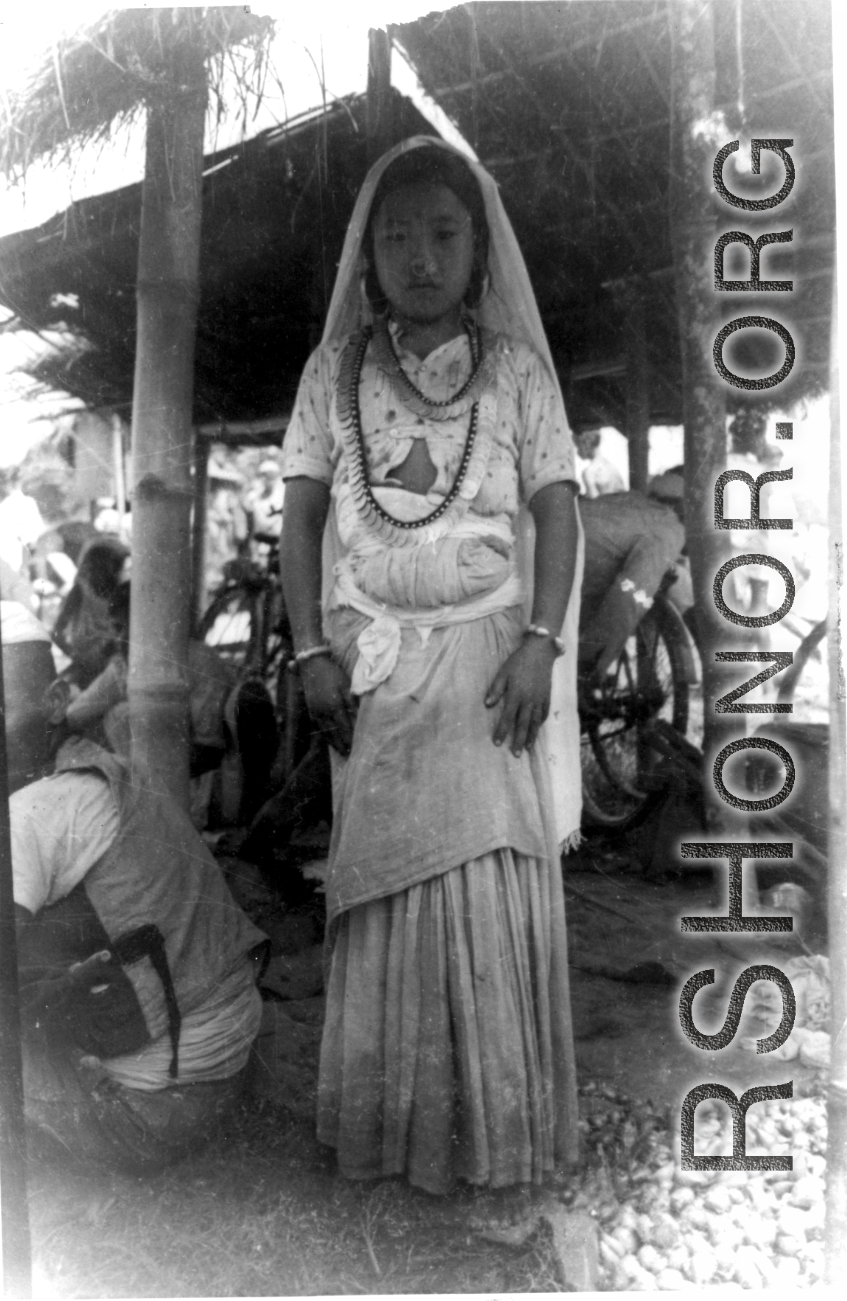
[
  {"xmin": 280, "ymin": 345, "xmax": 337, "ymax": 486},
  {"xmin": 9, "ymin": 772, "xmax": 119, "ymax": 915},
  {"xmin": 514, "ymin": 347, "xmax": 578, "ymax": 502}
]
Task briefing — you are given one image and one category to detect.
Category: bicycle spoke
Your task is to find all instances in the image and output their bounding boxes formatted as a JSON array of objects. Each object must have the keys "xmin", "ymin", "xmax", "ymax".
[{"xmin": 579, "ymin": 598, "xmax": 692, "ymax": 829}]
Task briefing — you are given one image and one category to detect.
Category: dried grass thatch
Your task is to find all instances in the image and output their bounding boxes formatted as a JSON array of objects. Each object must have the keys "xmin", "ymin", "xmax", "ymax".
[{"xmin": 0, "ymin": 6, "xmax": 275, "ymax": 181}]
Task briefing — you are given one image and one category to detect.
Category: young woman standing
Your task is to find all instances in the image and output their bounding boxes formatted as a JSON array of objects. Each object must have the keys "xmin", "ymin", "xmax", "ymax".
[{"xmin": 281, "ymin": 138, "xmax": 582, "ymax": 1195}]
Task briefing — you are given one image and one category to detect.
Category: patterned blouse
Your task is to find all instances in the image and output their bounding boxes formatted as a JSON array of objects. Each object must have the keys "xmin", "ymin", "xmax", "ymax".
[{"xmin": 281, "ymin": 323, "xmax": 577, "ymax": 526}]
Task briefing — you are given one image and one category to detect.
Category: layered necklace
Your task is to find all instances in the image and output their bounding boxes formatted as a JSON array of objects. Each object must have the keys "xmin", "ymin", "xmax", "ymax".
[
  {"xmin": 336, "ymin": 315, "xmax": 498, "ymax": 545},
  {"xmin": 370, "ymin": 314, "xmax": 489, "ymax": 420}
]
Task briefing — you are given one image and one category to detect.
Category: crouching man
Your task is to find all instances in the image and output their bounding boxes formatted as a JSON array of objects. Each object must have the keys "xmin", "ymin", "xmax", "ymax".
[
  {"xmin": 4, "ymin": 605, "xmax": 267, "ymax": 1174},
  {"xmin": 578, "ymin": 472, "xmax": 688, "ymax": 682}
]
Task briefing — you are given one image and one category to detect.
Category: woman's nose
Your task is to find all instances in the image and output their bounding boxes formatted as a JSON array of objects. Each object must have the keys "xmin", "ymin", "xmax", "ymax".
[{"xmin": 409, "ymin": 241, "xmax": 436, "ymax": 277}]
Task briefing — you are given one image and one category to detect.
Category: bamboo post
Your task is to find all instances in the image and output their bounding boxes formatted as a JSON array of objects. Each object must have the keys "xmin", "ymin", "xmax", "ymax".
[
  {"xmin": 622, "ymin": 282, "xmax": 651, "ymax": 492},
  {"xmin": 111, "ymin": 412, "xmax": 126, "ymax": 521},
  {"xmin": 191, "ymin": 435, "xmax": 209, "ymax": 632},
  {"xmin": 0, "ymin": 625, "xmax": 32, "ymax": 1299},
  {"xmin": 668, "ymin": 0, "xmax": 736, "ymax": 775},
  {"xmin": 825, "ymin": 276, "xmax": 846, "ymax": 1280},
  {"xmin": 127, "ymin": 36, "xmax": 207, "ymax": 808},
  {"xmin": 367, "ymin": 28, "xmax": 393, "ymax": 165}
]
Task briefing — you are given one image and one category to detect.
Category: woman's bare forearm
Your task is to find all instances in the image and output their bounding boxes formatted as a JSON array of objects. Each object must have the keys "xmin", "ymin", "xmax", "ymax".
[
  {"xmin": 279, "ymin": 477, "xmax": 331, "ymax": 651},
  {"xmin": 528, "ymin": 480, "xmax": 579, "ymax": 632},
  {"xmin": 279, "ymin": 476, "xmax": 356, "ymax": 756}
]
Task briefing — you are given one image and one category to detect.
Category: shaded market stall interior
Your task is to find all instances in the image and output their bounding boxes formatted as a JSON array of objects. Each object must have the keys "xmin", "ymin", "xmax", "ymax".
[{"xmin": 0, "ymin": 1, "xmax": 834, "ymax": 473}]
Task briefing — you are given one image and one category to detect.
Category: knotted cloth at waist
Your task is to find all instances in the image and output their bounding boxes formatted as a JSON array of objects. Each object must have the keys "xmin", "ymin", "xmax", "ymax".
[{"xmin": 331, "ymin": 483, "xmax": 526, "ymax": 695}]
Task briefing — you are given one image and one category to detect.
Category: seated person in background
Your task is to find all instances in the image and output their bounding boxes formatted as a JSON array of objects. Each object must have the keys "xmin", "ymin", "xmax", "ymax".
[
  {"xmin": 574, "ymin": 429, "xmax": 626, "ymax": 498},
  {"xmin": 48, "ymin": 567, "xmax": 277, "ymax": 829},
  {"xmin": 28, "ymin": 520, "xmax": 100, "ymax": 632},
  {"xmin": 578, "ymin": 471, "xmax": 687, "ymax": 681},
  {"xmin": 1, "ymin": 597, "xmax": 57, "ymax": 792},
  {"xmin": 30, "ymin": 523, "xmax": 90, "ymax": 597},
  {"xmin": 44, "ymin": 518, "xmax": 100, "ymax": 568},
  {"xmin": 52, "ymin": 630, "xmax": 240, "ymax": 783},
  {"xmin": 52, "ymin": 536, "xmax": 130, "ymax": 686},
  {"xmin": 3, "ymin": 601, "xmax": 267, "ymax": 1174}
]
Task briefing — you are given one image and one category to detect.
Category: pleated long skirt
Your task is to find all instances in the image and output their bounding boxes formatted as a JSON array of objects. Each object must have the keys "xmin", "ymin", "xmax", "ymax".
[{"xmin": 316, "ymin": 846, "xmax": 579, "ymax": 1194}]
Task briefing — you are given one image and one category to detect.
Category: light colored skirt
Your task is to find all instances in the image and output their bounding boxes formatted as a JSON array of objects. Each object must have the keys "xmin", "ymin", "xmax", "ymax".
[{"xmin": 317, "ymin": 847, "xmax": 579, "ymax": 1194}]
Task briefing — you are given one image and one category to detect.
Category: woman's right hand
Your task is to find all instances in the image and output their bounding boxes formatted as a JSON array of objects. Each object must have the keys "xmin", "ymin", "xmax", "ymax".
[{"xmin": 299, "ymin": 656, "xmax": 356, "ymax": 758}]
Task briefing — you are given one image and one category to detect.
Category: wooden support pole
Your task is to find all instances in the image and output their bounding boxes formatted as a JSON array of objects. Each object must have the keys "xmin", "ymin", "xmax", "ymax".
[
  {"xmin": 0, "ymin": 629, "xmax": 32, "ymax": 1300},
  {"xmin": 622, "ymin": 283, "xmax": 651, "ymax": 491},
  {"xmin": 191, "ymin": 436, "xmax": 209, "ymax": 632},
  {"xmin": 825, "ymin": 275, "xmax": 847, "ymax": 1282},
  {"xmin": 128, "ymin": 38, "xmax": 206, "ymax": 808},
  {"xmin": 669, "ymin": 0, "xmax": 736, "ymax": 775},
  {"xmin": 367, "ymin": 28, "xmax": 393, "ymax": 165},
  {"xmin": 111, "ymin": 412, "xmax": 127, "ymax": 522}
]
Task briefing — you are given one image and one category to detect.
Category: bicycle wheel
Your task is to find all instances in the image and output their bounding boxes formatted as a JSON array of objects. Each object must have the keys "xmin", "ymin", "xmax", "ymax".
[
  {"xmin": 580, "ymin": 597, "xmax": 690, "ymax": 829},
  {"xmin": 274, "ymin": 653, "xmax": 314, "ymax": 785},
  {"xmin": 258, "ymin": 582, "xmax": 288, "ymax": 693},
  {"xmin": 264, "ymin": 587, "xmax": 314, "ymax": 785},
  {"xmin": 197, "ymin": 582, "xmax": 262, "ymax": 673}
]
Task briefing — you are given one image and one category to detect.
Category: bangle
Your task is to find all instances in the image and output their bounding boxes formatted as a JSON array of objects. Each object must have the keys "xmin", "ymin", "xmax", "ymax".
[
  {"xmin": 287, "ymin": 644, "xmax": 333, "ymax": 672},
  {"xmin": 524, "ymin": 624, "xmax": 566, "ymax": 656}
]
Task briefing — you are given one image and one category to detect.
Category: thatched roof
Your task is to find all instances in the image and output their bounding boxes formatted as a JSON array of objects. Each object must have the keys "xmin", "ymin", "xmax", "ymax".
[
  {"xmin": 395, "ymin": 0, "xmax": 835, "ymax": 421},
  {"xmin": 0, "ymin": 0, "xmax": 835, "ymax": 434},
  {"xmin": 0, "ymin": 91, "xmax": 433, "ymax": 424},
  {"xmin": 1, "ymin": 6, "xmax": 272, "ymax": 181}
]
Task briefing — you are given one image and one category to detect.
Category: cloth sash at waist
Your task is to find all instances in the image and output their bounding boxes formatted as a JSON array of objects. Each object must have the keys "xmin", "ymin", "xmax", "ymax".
[{"xmin": 332, "ymin": 484, "xmax": 525, "ymax": 695}]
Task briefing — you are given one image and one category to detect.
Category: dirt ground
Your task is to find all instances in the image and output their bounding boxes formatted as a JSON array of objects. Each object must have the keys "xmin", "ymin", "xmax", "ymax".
[{"xmin": 21, "ymin": 816, "xmax": 824, "ymax": 1297}]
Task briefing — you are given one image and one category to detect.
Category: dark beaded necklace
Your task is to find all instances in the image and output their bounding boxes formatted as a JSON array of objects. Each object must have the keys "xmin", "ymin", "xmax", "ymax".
[
  {"xmin": 380, "ymin": 315, "xmax": 485, "ymax": 410},
  {"xmin": 347, "ymin": 324, "xmax": 482, "ymax": 532}
]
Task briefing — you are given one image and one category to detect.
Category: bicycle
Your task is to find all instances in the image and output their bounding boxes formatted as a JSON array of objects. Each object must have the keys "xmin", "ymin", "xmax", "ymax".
[
  {"xmin": 195, "ymin": 534, "xmax": 309, "ymax": 784},
  {"xmin": 577, "ymin": 572, "xmax": 697, "ymax": 831}
]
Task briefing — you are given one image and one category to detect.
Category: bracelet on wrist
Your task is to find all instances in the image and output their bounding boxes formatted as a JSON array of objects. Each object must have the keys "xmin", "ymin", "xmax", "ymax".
[
  {"xmin": 523, "ymin": 624, "xmax": 565, "ymax": 656},
  {"xmin": 287, "ymin": 644, "xmax": 333, "ymax": 673}
]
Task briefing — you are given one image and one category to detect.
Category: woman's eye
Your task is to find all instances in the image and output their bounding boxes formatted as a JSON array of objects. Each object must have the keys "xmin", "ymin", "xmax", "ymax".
[{"xmin": 437, "ymin": 230, "xmax": 456, "ymax": 242}]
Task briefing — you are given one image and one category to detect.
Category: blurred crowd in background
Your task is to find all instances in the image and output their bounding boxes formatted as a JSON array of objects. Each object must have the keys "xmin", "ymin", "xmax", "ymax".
[{"xmin": 0, "ymin": 438, "xmax": 285, "ymax": 641}]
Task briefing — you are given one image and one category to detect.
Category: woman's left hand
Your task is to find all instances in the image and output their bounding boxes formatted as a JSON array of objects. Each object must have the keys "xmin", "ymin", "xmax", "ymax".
[{"xmin": 485, "ymin": 636, "xmax": 558, "ymax": 757}]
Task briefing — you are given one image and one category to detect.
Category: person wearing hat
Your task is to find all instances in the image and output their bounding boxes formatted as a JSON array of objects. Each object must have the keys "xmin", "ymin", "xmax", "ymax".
[
  {"xmin": 578, "ymin": 471, "xmax": 688, "ymax": 681},
  {"xmin": 206, "ymin": 455, "xmax": 249, "ymax": 593},
  {"xmin": 244, "ymin": 457, "xmax": 285, "ymax": 563},
  {"xmin": 1, "ymin": 598, "xmax": 267, "ymax": 1174},
  {"xmin": 574, "ymin": 428, "xmax": 626, "ymax": 498}
]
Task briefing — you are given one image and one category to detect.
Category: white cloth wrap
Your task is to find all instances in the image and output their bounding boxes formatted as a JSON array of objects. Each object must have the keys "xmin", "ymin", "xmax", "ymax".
[
  {"xmin": 336, "ymin": 480, "xmax": 513, "ymax": 608},
  {"xmin": 333, "ymin": 483, "xmax": 525, "ymax": 696}
]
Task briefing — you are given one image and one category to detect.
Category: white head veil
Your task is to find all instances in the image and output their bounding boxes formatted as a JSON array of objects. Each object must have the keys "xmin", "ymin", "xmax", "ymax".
[
  {"xmin": 323, "ymin": 136, "xmax": 561, "ymax": 385},
  {"xmin": 322, "ymin": 136, "xmax": 583, "ymax": 848}
]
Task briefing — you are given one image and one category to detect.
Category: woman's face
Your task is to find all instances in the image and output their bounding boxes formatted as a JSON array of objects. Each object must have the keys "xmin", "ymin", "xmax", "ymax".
[{"xmin": 372, "ymin": 182, "xmax": 475, "ymax": 330}]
